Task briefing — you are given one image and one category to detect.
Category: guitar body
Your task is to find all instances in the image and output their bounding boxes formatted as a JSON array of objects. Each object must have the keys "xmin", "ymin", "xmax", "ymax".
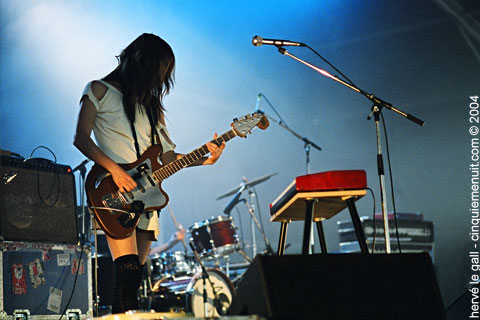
[{"xmin": 85, "ymin": 145, "xmax": 169, "ymax": 239}]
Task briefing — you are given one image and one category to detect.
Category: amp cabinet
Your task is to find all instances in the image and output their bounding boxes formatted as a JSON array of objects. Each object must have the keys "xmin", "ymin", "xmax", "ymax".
[{"xmin": 0, "ymin": 155, "xmax": 78, "ymax": 244}]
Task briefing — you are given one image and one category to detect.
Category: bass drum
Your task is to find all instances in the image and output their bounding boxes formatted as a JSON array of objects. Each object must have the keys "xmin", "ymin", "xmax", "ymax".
[
  {"xmin": 151, "ymin": 269, "xmax": 234, "ymax": 316},
  {"xmin": 185, "ymin": 269, "xmax": 235, "ymax": 318}
]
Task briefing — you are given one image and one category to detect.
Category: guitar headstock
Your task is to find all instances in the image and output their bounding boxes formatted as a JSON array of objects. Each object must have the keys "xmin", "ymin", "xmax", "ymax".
[{"xmin": 231, "ymin": 113, "xmax": 270, "ymax": 137}]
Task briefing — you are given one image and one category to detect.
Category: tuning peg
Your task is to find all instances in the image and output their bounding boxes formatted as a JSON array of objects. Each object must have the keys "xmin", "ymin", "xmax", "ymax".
[{"xmin": 233, "ymin": 117, "xmax": 238, "ymax": 122}]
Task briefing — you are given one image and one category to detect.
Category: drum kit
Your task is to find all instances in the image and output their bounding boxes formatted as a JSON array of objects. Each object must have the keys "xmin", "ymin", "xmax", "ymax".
[{"xmin": 137, "ymin": 173, "xmax": 277, "ymax": 318}]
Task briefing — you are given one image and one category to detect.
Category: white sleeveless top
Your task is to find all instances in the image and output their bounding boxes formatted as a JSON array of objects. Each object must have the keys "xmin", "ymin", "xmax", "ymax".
[
  {"xmin": 81, "ymin": 80, "xmax": 175, "ymax": 163},
  {"xmin": 81, "ymin": 80, "xmax": 176, "ymax": 240}
]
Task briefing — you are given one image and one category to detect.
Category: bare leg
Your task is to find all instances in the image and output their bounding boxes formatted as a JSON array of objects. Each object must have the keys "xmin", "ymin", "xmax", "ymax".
[
  {"xmin": 136, "ymin": 229, "xmax": 154, "ymax": 265},
  {"xmin": 105, "ymin": 230, "xmax": 138, "ymax": 261}
]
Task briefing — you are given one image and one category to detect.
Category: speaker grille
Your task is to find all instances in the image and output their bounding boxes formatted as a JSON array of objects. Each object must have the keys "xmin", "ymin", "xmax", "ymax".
[{"xmin": 0, "ymin": 156, "xmax": 78, "ymax": 244}]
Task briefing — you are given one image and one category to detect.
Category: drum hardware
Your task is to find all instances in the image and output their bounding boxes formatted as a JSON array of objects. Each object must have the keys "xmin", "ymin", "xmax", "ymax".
[
  {"xmin": 217, "ymin": 173, "xmax": 277, "ymax": 259},
  {"xmin": 216, "ymin": 172, "xmax": 278, "ymax": 200},
  {"xmin": 150, "ymin": 251, "xmax": 200, "ymax": 278},
  {"xmin": 241, "ymin": 196, "xmax": 274, "ymax": 255}
]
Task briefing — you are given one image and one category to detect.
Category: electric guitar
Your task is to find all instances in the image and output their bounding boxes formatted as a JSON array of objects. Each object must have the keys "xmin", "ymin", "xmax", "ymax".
[{"xmin": 85, "ymin": 113, "xmax": 269, "ymax": 239}]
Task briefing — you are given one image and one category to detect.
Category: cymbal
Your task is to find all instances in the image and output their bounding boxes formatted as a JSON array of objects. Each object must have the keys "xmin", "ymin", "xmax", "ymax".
[{"xmin": 216, "ymin": 173, "xmax": 278, "ymax": 200}]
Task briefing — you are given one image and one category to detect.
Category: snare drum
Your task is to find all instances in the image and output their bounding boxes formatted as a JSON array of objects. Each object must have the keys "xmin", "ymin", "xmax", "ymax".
[{"xmin": 189, "ymin": 216, "xmax": 240, "ymax": 258}]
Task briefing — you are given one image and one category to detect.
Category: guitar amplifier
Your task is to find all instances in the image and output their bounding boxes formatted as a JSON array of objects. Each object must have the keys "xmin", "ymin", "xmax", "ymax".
[
  {"xmin": 338, "ymin": 216, "xmax": 435, "ymax": 258},
  {"xmin": 0, "ymin": 155, "xmax": 78, "ymax": 244}
]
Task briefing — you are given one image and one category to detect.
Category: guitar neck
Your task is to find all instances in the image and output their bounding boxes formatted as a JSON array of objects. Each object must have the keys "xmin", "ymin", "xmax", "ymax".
[{"xmin": 153, "ymin": 129, "xmax": 237, "ymax": 181}]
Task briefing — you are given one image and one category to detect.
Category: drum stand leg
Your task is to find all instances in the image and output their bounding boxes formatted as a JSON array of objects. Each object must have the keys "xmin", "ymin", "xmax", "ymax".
[
  {"xmin": 238, "ymin": 249, "xmax": 252, "ymax": 262},
  {"xmin": 224, "ymin": 255, "xmax": 230, "ymax": 278},
  {"xmin": 242, "ymin": 200, "xmax": 274, "ymax": 257}
]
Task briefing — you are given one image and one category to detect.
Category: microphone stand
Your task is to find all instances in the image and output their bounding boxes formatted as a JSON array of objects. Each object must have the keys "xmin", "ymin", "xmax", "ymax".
[
  {"xmin": 188, "ymin": 243, "xmax": 226, "ymax": 318},
  {"xmin": 72, "ymin": 159, "xmax": 90, "ymax": 244},
  {"xmin": 258, "ymin": 93, "xmax": 322, "ymax": 173},
  {"xmin": 276, "ymin": 47, "xmax": 425, "ymax": 253},
  {"xmin": 257, "ymin": 93, "xmax": 322, "ymax": 252}
]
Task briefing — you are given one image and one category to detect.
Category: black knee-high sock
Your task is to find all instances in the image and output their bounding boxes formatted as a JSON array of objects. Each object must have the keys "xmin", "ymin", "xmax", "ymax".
[{"xmin": 111, "ymin": 254, "xmax": 143, "ymax": 313}]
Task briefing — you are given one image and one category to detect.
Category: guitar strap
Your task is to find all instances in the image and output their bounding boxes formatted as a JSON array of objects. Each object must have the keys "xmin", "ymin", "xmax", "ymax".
[
  {"xmin": 129, "ymin": 109, "xmax": 161, "ymax": 219},
  {"xmin": 128, "ymin": 108, "xmax": 160, "ymax": 160}
]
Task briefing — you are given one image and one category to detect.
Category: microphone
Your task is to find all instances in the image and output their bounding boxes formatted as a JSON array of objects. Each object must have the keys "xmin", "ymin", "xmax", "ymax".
[
  {"xmin": 252, "ymin": 35, "xmax": 305, "ymax": 47},
  {"xmin": 72, "ymin": 159, "xmax": 90, "ymax": 173},
  {"xmin": 223, "ymin": 192, "xmax": 246, "ymax": 215}
]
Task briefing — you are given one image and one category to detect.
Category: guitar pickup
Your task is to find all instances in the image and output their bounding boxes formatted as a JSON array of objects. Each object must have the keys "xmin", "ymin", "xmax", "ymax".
[
  {"xmin": 146, "ymin": 174, "xmax": 156, "ymax": 187},
  {"xmin": 125, "ymin": 191, "xmax": 134, "ymax": 200}
]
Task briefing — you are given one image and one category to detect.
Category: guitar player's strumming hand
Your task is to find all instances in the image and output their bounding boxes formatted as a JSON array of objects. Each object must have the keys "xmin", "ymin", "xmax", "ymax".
[{"xmin": 110, "ymin": 164, "xmax": 137, "ymax": 193}]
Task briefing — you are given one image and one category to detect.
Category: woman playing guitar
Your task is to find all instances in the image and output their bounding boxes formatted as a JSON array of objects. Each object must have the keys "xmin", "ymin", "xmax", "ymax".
[{"xmin": 73, "ymin": 33, "xmax": 225, "ymax": 313}]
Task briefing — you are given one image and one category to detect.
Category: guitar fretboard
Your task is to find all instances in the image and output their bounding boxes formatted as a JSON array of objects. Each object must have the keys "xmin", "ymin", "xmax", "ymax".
[{"xmin": 153, "ymin": 129, "xmax": 236, "ymax": 181}]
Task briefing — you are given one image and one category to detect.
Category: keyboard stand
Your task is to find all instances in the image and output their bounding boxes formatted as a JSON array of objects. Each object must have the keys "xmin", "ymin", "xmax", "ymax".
[{"xmin": 270, "ymin": 189, "xmax": 369, "ymax": 255}]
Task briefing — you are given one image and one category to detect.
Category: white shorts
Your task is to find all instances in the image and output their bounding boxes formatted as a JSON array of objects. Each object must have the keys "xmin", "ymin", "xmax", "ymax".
[{"xmin": 137, "ymin": 211, "xmax": 160, "ymax": 241}]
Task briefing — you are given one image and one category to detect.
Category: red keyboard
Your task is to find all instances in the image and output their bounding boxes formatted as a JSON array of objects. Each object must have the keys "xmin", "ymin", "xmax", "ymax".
[{"xmin": 270, "ymin": 170, "xmax": 367, "ymax": 217}]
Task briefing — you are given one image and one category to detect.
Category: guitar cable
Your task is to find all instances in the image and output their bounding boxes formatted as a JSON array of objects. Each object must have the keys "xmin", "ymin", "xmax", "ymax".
[{"xmin": 26, "ymin": 146, "xmax": 61, "ymax": 208}]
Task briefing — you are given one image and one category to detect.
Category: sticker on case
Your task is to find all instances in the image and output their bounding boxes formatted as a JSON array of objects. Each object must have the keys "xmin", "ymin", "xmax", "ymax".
[
  {"xmin": 42, "ymin": 249, "xmax": 52, "ymax": 262},
  {"xmin": 28, "ymin": 258, "xmax": 46, "ymax": 288},
  {"xmin": 47, "ymin": 287, "xmax": 63, "ymax": 313},
  {"xmin": 12, "ymin": 264, "xmax": 27, "ymax": 295},
  {"xmin": 57, "ymin": 253, "xmax": 70, "ymax": 266},
  {"xmin": 71, "ymin": 257, "xmax": 85, "ymax": 275}
]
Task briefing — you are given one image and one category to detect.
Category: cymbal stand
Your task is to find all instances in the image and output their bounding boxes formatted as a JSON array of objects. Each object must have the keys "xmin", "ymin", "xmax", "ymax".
[
  {"xmin": 276, "ymin": 46, "xmax": 425, "ymax": 253},
  {"xmin": 248, "ymin": 189, "xmax": 257, "ymax": 258},
  {"xmin": 244, "ymin": 188, "xmax": 274, "ymax": 256}
]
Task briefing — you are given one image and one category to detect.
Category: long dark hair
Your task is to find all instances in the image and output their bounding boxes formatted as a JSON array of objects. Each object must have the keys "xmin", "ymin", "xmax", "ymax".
[{"xmin": 103, "ymin": 33, "xmax": 175, "ymax": 125}]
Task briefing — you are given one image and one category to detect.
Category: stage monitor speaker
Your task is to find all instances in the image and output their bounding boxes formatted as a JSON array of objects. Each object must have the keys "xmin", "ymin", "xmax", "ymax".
[
  {"xmin": 229, "ymin": 253, "xmax": 445, "ymax": 320},
  {"xmin": 0, "ymin": 155, "xmax": 78, "ymax": 244}
]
